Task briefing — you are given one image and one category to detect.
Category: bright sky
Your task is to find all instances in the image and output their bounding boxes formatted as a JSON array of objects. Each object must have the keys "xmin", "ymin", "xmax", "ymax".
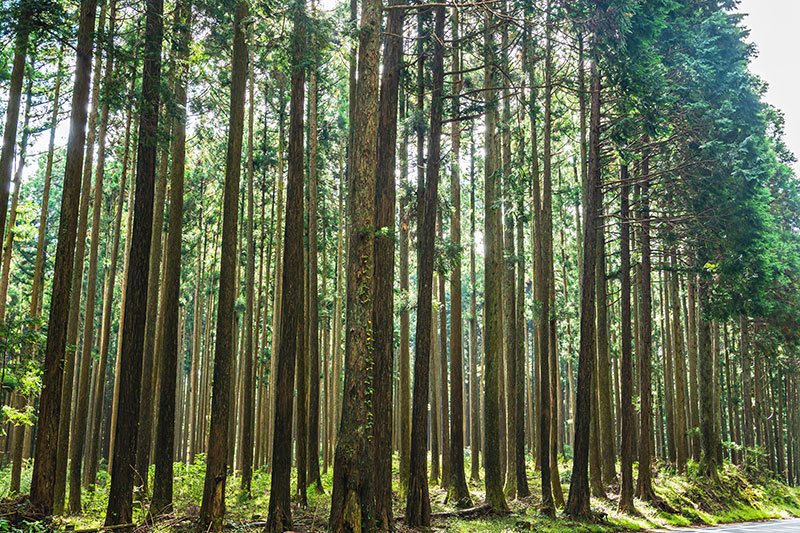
[{"xmin": 736, "ymin": 0, "xmax": 800, "ymax": 170}]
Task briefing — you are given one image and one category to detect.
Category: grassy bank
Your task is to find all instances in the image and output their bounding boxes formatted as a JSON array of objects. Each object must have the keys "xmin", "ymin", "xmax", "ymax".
[{"xmin": 2, "ymin": 453, "xmax": 798, "ymax": 531}]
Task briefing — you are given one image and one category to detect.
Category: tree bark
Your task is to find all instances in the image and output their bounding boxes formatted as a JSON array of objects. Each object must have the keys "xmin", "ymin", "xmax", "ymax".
[
  {"xmin": 67, "ymin": 2, "xmax": 118, "ymax": 513},
  {"xmin": 151, "ymin": 0, "xmax": 190, "ymax": 513},
  {"xmin": 405, "ymin": 3, "xmax": 447, "ymax": 525},
  {"xmin": 447, "ymin": 7, "xmax": 472, "ymax": 505},
  {"xmin": 306, "ymin": 2, "xmax": 323, "ymax": 491},
  {"xmin": 30, "ymin": 0, "xmax": 98, "ymax": 514},
  {"xmin": 196, "ymin": 3, "xmax": 247, "ymax": 529},
  {"xmin": 469, "ymin": 127, "xmax": 481, "ymax": 483},
  {"xmin": 697, "ymin": 277, "xmax": 719, "ymax": 481},
  {"xmin": 265, "ymin": 1, "xmax": 305, "ymax": 529},
  {"xmin": 618, "ymin": 164, "xmax": 635, "ymax": 514},
  {"xmin": 373, "ymin": 0, "xmax": 405, "ymax": 522},
  {"xmin": 104, "ymin": 0, "xmax": 162, "ymax": 526},
  {"xmin": 0, "ymin": 4, "xmax": 32, "ymax": 254},
  {"xmin": 481, "ymin": 6, "xmax": 510, "ymax": 514},
  {"xmin": 635, "ymin": 148, "xmax": 657, "ymax": 502},
  {"xmin": 565, "ymin": 57, "xmax": 600, "ymax": 519},
  {"xmin": 328, "ymin": 0, "xmax": 381, "ymax": 525}
]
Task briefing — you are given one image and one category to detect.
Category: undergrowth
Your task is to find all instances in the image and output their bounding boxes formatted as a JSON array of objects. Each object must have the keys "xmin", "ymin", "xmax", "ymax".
[{"xmin": 0, "ymin": 451, "xmax": 797, "ymax": 531}]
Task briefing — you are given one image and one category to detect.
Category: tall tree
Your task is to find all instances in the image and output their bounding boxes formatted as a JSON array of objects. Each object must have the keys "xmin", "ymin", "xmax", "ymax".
[
  {"xmin": 265, "ymin": 0, "xmax": 305, "ymax": 527},
  {"xmin": 447, "ymin": 4, "xmax": 472, "ymax": 506},
  {"xmin": 406, "ymin": 2, "xmax": 446, "ymax": 525},
  {"xmin": 482, "ymin": 5, "xmax": 510, "ymax": 514},
  {"xmin": 151, "ymin": 0, "xmax": 191, "ymax": 514},
  {"xmin": 373, "ymin": 0, "xmax": 405, "ymax": 524},
  {"xmin": 566, "ymin": 57, "xmax": 600, "ymax": 519},
  {"xmin": 328, "ymin": 0, "xmax": 381, "ymax": 523},
  {"xmin": 197, "ymin": 2, "xmax": 248, "ymax": 528},
  {"xmin": 29, "ymin": 0, "xmax": 98, "ymax": 514},
  {"xmin": 104, "ymin": 0, "xmax": 163, "ymax": 525},
  {"xmin": 618, "ymin": 164, "xmax": 635, "ymax": 514},
  {"xmin": 0, "ymin": 2, "xmax": 33, "ymax": 251}
]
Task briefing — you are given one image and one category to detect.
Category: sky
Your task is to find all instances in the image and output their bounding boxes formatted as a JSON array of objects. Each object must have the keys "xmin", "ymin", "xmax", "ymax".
[{"xmin": 736, "ymin": 0, "xmax": 800, "ymax": 169}]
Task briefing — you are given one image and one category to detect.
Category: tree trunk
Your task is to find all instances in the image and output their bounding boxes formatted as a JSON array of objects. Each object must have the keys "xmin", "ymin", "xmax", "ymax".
[
  {"xmin": 373, "ymin": 0, "xmax": 405, "ymax": 521},
  {"xmin": 687, "ymin": 274, "xmax": 701, "ymax": 461},
  {"xmin": 0, "ymin": 5, "xmax": 32, "ymax": 254},
  {"xmin": 447, "ymin": 9, "xmax": 472, "ymax": 504},
  {"xmin": 196, "ymin": 2, "xmax": 247, "ymax": 529},
  {"xmin": 30, "ymin": 0, "xmax": 98, "ymax": 514},
  {"xmin": 618, "ymin": 164, "xmax": 635, "ymax": 514},
  {"xmin": 405, "ymin": 4, "xmax": 446, "ymax": 525},
  {"xmin": 103, "ymin": 0, "xmax": 162, "ymax": 526},
  {"xmin": 697, "ymin": 277, "xmax": 719, "ymax": 481},
  {"xmin": 306, "ymin": 4, "xmax": 323, "ymax": 490},
  {"xmin": 565, "ymin": 57, "xmax": 600, "ymax": 519},
  {"xmin": 151, "ymin": 0, "xmax": 190, "ymax": 513},
  {"xmin": 328, "ymin": 0, "xmax": 381, "ymax": 525},
  {"xmin": 469, "ymin": 128, "xmax": 481, "ymax": 483},
  {"xmin": 85, "ymin": 71, "xmax": 135, "ymax": 488},
  {"xmin": 68, "ymin": 2, "xmax": 118, "ymax": 512},
  {"xmin": 54, "ymin": 3, "xmax": 109, "ymax": 511},
  {"xmin": 595, "ymin": 180, "xmax": 617, "ymax": 485},
  {"xmin": 399, "ymin": 86, "xmax": 412, "ymax": 489},
  {"xmin": 480, "ymin": 6, "xmax": 510, "ymax": 515},
  {"xmin": 671, "ymin": 253, "xmax": 688, "ymax": 472},
  {"xmin": 635, "ymin": 149, "xmax": 657, "ymax": 502},
  {"xmin": 438, "ymin": 222, "xmax": 451, "ymax": 489}
]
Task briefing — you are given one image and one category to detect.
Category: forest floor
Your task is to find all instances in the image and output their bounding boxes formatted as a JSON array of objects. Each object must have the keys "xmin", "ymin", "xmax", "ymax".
[{"xmin": 1, "ymin": 453, "xmax": 799, "ymax": 532}]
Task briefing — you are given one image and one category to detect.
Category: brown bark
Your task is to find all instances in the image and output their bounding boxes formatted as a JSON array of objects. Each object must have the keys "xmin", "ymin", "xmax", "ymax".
[
  {"xmin": 196, "ymin": 3, "xmax": 247, "ymax": 529},
  {"xmin": 697, "ymin": 277, "xmax": 719, "ymax": 481},
  {"xmin": 151, "ymin": 0, "xmax": 190, "ymax": 513},
  {"xmin": 265, "ymin": 0, "xmax": 305, "ymax": 528},
  {"xmin": 373, "ymin": 0, "xmax": 405, "ymax": 522},
  {"xmin": 447, "ymin": 8, "xmax": 472, "ymax": 505},
  {"xmin": 0, "ymin": 5, "xmax": 32, "ymax": 254},
  {"xmin": 618, "ymin": 164, "xmax": 635, "ymax": 514},
  {"xmin": 399, "ymin": 86, "xmax": 412, "ymax": 489},
  {"xmin": 239, "ymin": 28, "xmax": 256, "ymax": 497},
  {"xmin": 481, "ymin": 6, "xmax": 510, "ymax": 514},
  {"xmin": 595, "ymin": 183, "xmax": 616, "ymax": 485},
  {"xmin": 671, "ymin": 254, "xmax": 688, "ymax": 472},
  {"xmin": 306, "ymin": 3, "xmax": 323, "ymax": 490},
  {"xmin": 30, "ymin": 0, "xmax": 98, "ymax": 514},
  {"xmin": 68, "ymin": 2, "xmax": 118, "ymax": 513},
  {"xmin": 405, "ymin": 4, "xmax": 447, "ymax": 525},
  {"xmin": 328, "ymin": 0, "xmax": 381, "ymax": 525},
  {"xmin": 438, "ymin": 223, "xmax": 451, "ymax": 488},
  {"xmin": 54, "ymin": 3, "xmax": 109, "ymax": 511},
  {"xmin": 85, "ymin": 71, "xmax": 135, "ymax": 488},
  {"xmin": 104, "ymin": 0, "xmax": 163, "ymax": 526},
  {"xmin": 565, "ymin": 57, "xmax": 600, "ymax": 519},
  {"xmin": 635, "ymin": 149, "xmax": 657, "ymax": 502},
  {"xmin": 468, "ymin": 128, "xmax": 481, "ymax": 483}
]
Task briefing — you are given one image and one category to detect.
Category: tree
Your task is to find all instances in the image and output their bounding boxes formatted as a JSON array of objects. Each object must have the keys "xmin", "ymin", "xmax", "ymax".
[
  {"xmin": 617, "ymin": 163, "xmax": 635, "ymax": 514},
  {"xmin": 328, "ymin": 0, "xmax": 381, "ymax": 523},
  {"xmin": 30, "ymin": 0, "xmax": 98, "ymax": 514},
  {"xmin": 565, "ymin": 56, "xmax": 600, "ymax": 519},
  {"xmin": 265, "ymin": 0, "xmax": 305, "ymax": 527},
  {"xmin": 104, "ymin": 0, "xmax": 163, "ymax": 525},
  {"xmin": 197, "ymin": 1, "xmax": 248, "ymax": 529},
  {"xmin": 482, "ymin": 5, "xmax": 509, "ymax": 514},
  {"xmin": 151, "ymin": 0, "xmax": 191, "ymax": 513},
  {"xmin": 446, "ymin": 3, "xmax": 472, "ymax": 506},
  {"xmin": 373, "ymin": 0, "xmax": 405, "ymax": 524}
]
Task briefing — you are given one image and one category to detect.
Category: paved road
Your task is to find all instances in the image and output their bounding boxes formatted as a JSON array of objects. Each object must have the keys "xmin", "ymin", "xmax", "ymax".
[{"xmin": 658, "ymin": 519, "xmax": 800, "ymax": 531}]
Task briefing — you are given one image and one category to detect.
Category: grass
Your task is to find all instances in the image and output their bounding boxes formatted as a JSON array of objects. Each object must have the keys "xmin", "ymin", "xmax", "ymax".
[{"xmin": 1, "ymin": 451, "xmax": 798, "ymax": 531}]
